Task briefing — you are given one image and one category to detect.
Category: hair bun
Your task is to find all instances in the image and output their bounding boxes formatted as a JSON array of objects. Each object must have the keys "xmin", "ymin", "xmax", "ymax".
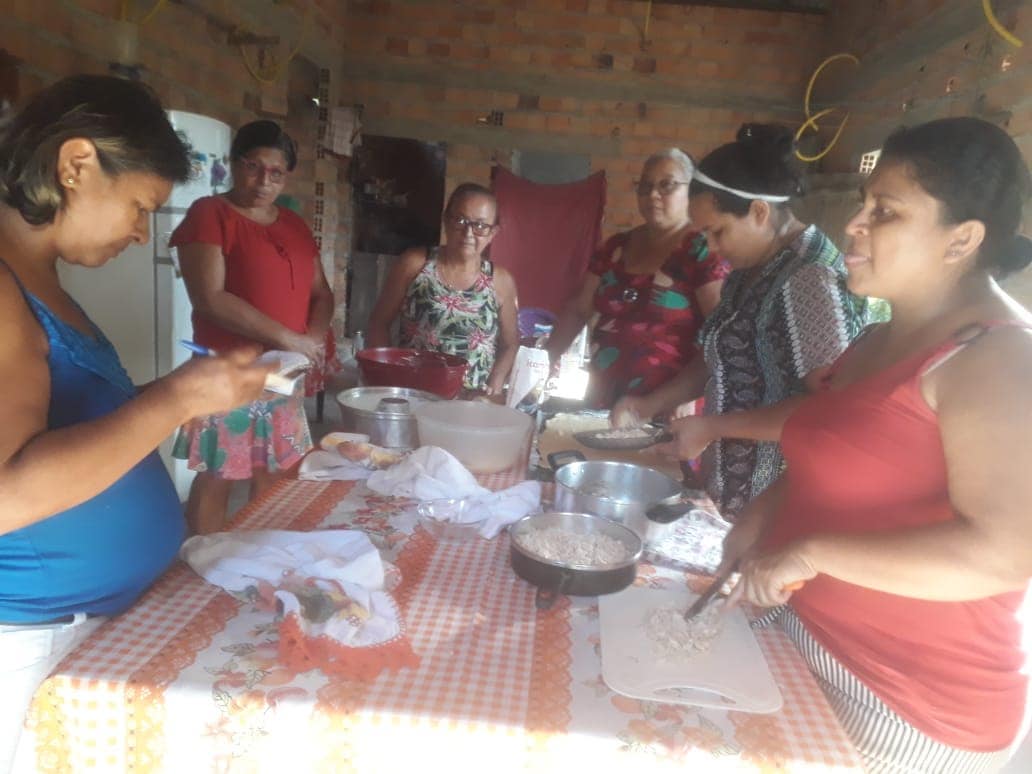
[
  {"xmin": 734, "ymin": 123, "xmax": 805, "ymax": 198},
  {"xmin": 996, "ymin": 234, "xmax": 1032, "ymax": 276},
  {"xmin": 736, "ymin": 123, "xmax": 796, "ymax": 160}
]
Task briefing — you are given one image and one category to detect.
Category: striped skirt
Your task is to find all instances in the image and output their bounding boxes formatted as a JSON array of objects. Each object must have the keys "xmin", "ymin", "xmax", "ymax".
[{"xmin": 758, "ymin": 606, "xmax": 1015, "ymax": 773}]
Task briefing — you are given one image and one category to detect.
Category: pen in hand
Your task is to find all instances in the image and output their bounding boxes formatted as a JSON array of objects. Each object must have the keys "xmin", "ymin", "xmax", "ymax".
[
  {"xmin": 179, "ymin": 340, "xmax": 216, "ymax": 357},
  {"xmin": 178, "ymin": 340, "xmax": 296, "ymax": 396}
]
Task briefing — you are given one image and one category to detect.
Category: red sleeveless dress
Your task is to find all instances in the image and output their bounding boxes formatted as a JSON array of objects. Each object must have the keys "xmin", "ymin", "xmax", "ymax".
[{"xmin": 765, "ymin": 322, "xmax": 1030, "ymax": 751}]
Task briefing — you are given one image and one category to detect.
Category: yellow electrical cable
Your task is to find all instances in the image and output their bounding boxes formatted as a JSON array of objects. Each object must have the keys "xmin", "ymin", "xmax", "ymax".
[
  {"xmin": 794, "ymin": 52, "xmax": 860, "ymax": 163},
  {"xmin": 139, "ymin": 0, "xmax": 168, "ymax": 25},
  {"xmin": 643, "ymin": 0, "xmax": 652, "ymax": 45},
  {"xmin": 238, "ymin": 6, "xmax": 309, "ymax": 84},
  {"xmin": 982, "ymin": 0, "xmax": 1023, "ymax": 48},
  {"xmin": 240, "ymin": 43, "xmax": 279, "ymax": 84},
  {"xmin": 285, "ymin": 6, "xmax": 309, "ymax": 63}
]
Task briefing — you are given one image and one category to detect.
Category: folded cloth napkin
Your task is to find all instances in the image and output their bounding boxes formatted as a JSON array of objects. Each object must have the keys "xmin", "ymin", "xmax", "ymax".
[
  {"xmin": 299, "ymin": 450, "xmax": 375, "ymax": 481},
  {"xmin": 367, "ymin": 446, "xmax": 542, "ymax": 538},
  {"xmin": 181, "ymin": 530, "xmax": 418, "ymax": 679}
]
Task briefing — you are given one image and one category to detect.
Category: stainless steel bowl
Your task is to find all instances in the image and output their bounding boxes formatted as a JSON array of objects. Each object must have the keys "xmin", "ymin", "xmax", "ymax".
[
  {"xmin": 553, "ymin": 460, "xmax": 682, "ymax": 540},
  {"xmin": 335, "ymin": 386, "xmax": 440, "ymax": 449}
]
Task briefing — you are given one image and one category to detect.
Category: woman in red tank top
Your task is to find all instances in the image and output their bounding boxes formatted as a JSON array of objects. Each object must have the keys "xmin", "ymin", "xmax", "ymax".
[{"xmin": 725, "ymin": 118, "xmax": 1032, "ymax": 770}]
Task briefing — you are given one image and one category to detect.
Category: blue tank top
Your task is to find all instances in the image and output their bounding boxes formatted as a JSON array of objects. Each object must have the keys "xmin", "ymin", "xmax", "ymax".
[{"xmin": 0, "ymin": 275, "xmax": 185, "ymax": 622}]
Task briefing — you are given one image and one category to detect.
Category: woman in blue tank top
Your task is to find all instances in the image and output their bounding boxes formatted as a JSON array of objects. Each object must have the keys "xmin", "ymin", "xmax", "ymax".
[{"xmin": 0, "ymin": 76, "xmax": 273, "ymax": 771}]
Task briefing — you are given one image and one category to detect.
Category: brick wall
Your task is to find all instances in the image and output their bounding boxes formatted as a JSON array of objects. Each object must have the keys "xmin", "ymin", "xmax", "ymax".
[
  {"xmin": 815, "ymin": 0, "xmax": 1032, "ymax": 303},
  {"xmin": 2, "ymin": 0, "xmax": 353, "ymax": 338},
  {"xmin": 339, "ymin": 0, "xmax": 829, "ymax": 234},
  {"xmin": 5, "ymin": 1, "xmax": 1030, "ymax": 322}
]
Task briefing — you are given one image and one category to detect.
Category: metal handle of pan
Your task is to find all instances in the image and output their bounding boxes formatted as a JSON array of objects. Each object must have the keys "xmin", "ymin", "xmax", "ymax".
[
  {"xmin": 547, "ymin": 449, "xmax": 586, "ymax": 470},
  {"xmin": 535, "ymin": 565, "xmax": 579, "ymax": 610}
]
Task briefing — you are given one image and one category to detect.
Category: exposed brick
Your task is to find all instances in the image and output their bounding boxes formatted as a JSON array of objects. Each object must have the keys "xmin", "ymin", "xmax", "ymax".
[
  {"xmin": 633, "ymin": 56, "xmax": 656, "ymax": 74},
  {"xmin": 385, "ymin": 37, "xmax": 408, "ymax": 55},
  {"xmin": 427, "ymin": 42, "xmax": 451, "ymax": 57},
  {"xmin": 593, "ymin": 52, "xmax": 614, "ymax": 69},
  {"xmin": 517, "ymin": 93, "xmax": 540, "ymax": 110}
]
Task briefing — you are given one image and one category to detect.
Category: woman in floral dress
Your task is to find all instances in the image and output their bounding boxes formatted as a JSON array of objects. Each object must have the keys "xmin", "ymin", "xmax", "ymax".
[
  {"xmin": 368, "ymin": 183, "xmax": 519, "ymax": 395},
  {"xmin": 547, "ymin": 149, "xmax": 729, "ymax": 409}
]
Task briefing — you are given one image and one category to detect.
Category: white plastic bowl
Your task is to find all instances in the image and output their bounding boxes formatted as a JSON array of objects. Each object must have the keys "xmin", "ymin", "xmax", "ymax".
[{"xmin": 413, "ymin": 400, "xmax": 532, "ymax": 474}]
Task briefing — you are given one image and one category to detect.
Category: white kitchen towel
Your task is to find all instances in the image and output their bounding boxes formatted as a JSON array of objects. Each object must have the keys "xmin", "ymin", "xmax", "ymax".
[
  {"xmin": 367, "ymin": 446, "xmax": 541, "ymax": 538},
  {"xmin": 298, "ymin": 450, "xmax": 375, "ymax": 481},
  {"xmin": 467, "ymin": 480, "xmax": 542, "ymax": 539},
  {"xmin": 366, "ymin": 446, "xmax": 487, "ymax": 500},
  {"xmin": 181, "ymin": 530, "xmax": 397, "ymax": 647}
]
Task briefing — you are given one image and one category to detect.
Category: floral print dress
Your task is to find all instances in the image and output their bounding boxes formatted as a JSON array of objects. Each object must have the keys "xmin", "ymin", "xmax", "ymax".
[
  {"xmin": 586, "ymin": 230, "xmax": 730, "ymax": 408},
  {"xmin": 398, "ymin": 248, "xmax": 500, "ymax": 391}
]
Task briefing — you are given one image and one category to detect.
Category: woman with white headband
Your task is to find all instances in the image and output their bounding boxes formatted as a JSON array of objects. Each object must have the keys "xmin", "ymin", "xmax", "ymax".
[
  {"xmin": 615, "ymin": 124, "xmax": 880, "ymax": 518},
  {"xmin": 546, "ymin": 148, "xmax": 729, "ymax": 409}
]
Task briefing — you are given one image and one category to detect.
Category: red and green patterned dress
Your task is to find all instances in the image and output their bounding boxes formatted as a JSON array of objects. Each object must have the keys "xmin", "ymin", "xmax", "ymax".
[{"xmin": 586, "ymin": 230, "xmax": 729, "ymax": 408}]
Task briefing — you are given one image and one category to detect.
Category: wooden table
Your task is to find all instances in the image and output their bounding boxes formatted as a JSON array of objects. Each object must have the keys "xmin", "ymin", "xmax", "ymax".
[{"xmin": 23, "ymin": 476, "xmax": 862, "ymax": 773}]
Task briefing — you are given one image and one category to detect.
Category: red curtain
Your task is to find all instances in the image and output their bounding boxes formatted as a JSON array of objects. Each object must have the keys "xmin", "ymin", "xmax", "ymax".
[{"xmin": 489, "ymin": 166, "xmax": 606, "ymax": 315}]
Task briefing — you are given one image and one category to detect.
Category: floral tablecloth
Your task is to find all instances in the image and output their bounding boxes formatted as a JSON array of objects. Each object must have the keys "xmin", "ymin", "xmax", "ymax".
[{"xmin": 24, "ymin": 477, "xmax": 862, "ymax": 773}]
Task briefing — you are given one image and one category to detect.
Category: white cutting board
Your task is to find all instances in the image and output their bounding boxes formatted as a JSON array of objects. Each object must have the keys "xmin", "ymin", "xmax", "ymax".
[{"xmin": 599, "ymin": 586, "xmax": 783, "ymax": 714}]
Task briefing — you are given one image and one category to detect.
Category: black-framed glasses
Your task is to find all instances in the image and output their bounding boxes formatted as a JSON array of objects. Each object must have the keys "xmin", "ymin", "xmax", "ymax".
[
  {"xmin": 238, "ymin": 158, "xmax": 287, "ymax": 184},
  {"xmin": 450, "ymin": 215, "xmax": 495, "ymax": 236},
  {"xmin": 634, "ymin": 178, "xmax": 688, "ymax": 197}
]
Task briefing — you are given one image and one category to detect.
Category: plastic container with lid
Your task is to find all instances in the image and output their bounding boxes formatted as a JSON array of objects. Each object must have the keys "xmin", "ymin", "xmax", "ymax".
[{"xmin": 413, "ymin": 400, "xmax": 532, "ymax": 474}]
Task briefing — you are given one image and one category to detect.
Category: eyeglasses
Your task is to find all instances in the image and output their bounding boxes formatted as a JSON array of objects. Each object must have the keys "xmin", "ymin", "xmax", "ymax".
[
  {"xmin": 238, "ymin": 158, "xmax": 286, "ymax": 184},
  {"xmin": 450, "ymin": 215, "xmax": 495, "ymax": 236},
  {"xmin": 634, "ymin": 178, "xmax": 689, "ymax": 197}
]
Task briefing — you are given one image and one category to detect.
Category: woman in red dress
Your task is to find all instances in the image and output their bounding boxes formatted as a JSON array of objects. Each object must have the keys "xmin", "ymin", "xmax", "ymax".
[
  {"xmin": 730, "ymin": 118, "xmax": 1032, "ymax": 770},
  {"xmin": 172, "ymin": 121, "xmax": 334, "ymax": 534}
]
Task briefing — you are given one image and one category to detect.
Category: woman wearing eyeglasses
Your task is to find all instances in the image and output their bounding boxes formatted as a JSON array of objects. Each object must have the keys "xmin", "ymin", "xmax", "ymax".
[
  {"xmin": 171, "ymin": 120, "xmax": 335, "ymax": 534},
  {"xmin": 546, "ymin": 149, "xmax": 729, "ymax": 408},
  {"xmin": 367, "ymin": 182, "xmax": 519, "ymax": 396}
]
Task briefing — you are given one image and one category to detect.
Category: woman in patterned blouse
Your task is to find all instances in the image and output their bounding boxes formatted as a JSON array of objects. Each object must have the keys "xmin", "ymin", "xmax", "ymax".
[
  {"xmin": 367, "ymin": 183, "xmax": 519, "ymax": 395},
  {"xmin": 547, "ymin": 149, "xmax": 729, "ymax": 408},
  {"xmin": 617, "ymin": 124, "xmax": 877, "ymax": 518}
]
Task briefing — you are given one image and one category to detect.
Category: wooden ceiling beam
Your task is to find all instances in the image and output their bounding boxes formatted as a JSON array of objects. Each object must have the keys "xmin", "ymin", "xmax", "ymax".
[{"xmin": 651, "ymin": 0, "xmax": 828, "ymax": 14}]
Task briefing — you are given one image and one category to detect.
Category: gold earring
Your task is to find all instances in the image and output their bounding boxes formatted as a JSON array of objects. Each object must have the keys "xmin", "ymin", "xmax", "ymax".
[{"xmin": 66, "ymin": 177, "xmax": 75, "ymax": 185}]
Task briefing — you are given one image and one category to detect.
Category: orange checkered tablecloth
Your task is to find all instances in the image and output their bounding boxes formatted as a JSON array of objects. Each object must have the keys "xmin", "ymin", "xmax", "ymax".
[{"xmin": 24, "ymin": 478, "xmax": 863, "ymax": 773}]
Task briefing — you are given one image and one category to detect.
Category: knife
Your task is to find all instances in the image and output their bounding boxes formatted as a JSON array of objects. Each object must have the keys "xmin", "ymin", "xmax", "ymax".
[
  {"xmin": 684, "ymin": 565, "xmax": 807, "ymax": 622},
  {"xmin": 683, "ymin": 559, "xmax": 740, "ymax": 622}
]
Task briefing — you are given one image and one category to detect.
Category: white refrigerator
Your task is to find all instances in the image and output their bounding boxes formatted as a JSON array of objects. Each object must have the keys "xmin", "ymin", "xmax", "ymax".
[{"xmin": 59, "ymin": 111, "xmax": 232, "ymax": 501}]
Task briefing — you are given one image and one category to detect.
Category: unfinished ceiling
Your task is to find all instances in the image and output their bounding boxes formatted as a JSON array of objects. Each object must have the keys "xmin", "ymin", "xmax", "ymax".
[{"xmin": 653, "ymin": 0, "xmax": 829, "ymax": 13}]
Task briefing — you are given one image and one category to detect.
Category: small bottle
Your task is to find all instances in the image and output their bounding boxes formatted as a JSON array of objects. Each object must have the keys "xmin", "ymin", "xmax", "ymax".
[{"xmin": 353, "ymin": 330, "xmax": 365, "ymax": 353}]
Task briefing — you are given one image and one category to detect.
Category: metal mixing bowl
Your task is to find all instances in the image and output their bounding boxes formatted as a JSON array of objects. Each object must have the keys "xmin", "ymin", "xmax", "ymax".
[{"xmin": 335, "ymin": 386, "xmax": 440, "ymax": 449}]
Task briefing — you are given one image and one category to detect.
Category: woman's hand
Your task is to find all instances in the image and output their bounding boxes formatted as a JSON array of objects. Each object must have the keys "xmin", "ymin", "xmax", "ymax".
[
  {"xmin": 737, "ymin": 543, "xmax": 817, "ymax": 608},
  {"xmin": 661, "ymin": 415, "xmax": 716, "ymax": 460},
  {"xmin": 281, "ymin": 330, "xmax": 325, "ymax": 367},
  {"xmin": 610, "ymin": 395, "xmax": 649, "ymax": 428},
  {"xmin": 164, "ymin": 347, "xmax": 273, "ymax": 420}
]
